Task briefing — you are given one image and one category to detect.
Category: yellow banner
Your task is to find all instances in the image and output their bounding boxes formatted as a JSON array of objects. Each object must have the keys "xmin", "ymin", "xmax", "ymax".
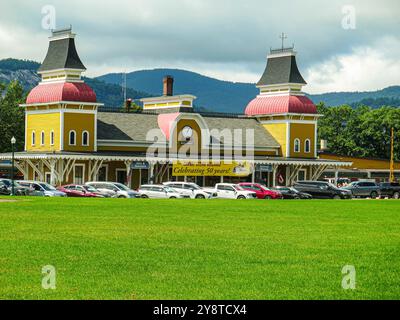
[{"xmin": 172, "ymin": 161, "xmax": 253, "ymax": 177}]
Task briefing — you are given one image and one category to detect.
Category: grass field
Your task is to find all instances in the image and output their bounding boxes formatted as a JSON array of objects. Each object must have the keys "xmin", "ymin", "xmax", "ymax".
[{"xmin": 0, "ymin": 197, "xmax": 399, "ymax": 300}]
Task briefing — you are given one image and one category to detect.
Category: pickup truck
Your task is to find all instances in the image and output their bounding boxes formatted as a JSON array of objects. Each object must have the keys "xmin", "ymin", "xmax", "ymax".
[
  {"xmin": 203, "ymin": 183, "xmax": 257, "ymax": 199},
  {"xmin": 379, "ymin": 182, "xmax": 400, "ymax": 199}
]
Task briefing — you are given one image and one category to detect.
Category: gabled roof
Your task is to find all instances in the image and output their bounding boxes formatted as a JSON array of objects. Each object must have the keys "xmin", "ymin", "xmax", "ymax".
[
  {"xmin": 38, "ymin": 30, "xmax": 86, "ymax": 73},
  {"xmin": 97, "ymin": 112, "xmax": 280, "ymax": 148},
  {"xmin": 257, "ymin": 52, "xmax": 306, "ymax": 86}
]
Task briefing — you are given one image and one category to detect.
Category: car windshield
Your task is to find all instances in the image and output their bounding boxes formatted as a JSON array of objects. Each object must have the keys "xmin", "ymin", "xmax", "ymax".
[
  {"xmin": 259, "ymin": 185, "xmax": 270, "ymax": 191},
  {"xmin": 289, "ymin": 187, "xmax": 299, "ymax": 193},
  {"xmin": 83, "ymin": 185, "xmax": 97, "ymax": 192},
  {"xmin": 188, "ymin": 184, "xmax": 201, "ymax": 190},
  {"xmin": 39, "ymin": 183, "xmax": 56, "ymax": 191},
  {"xmin": 165, "ymin": 187, "xmax": 176, "ymax": 193},
  {"xmin": 114, "ymin": 183, "xmax": 130, "ymax": 191}
]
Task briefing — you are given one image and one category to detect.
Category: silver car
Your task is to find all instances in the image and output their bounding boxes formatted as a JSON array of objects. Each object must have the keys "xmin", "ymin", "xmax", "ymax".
[
  {"xmin": 18, "ymin": 181, "xmax": 66, "ymax": 197},
  {"xmin": 138, "ymin": 185, "xmax": 183, "ymax": 199},
  {"xmin": 86, "ymin": 182, "xmax": 140, "ymax": 198}
]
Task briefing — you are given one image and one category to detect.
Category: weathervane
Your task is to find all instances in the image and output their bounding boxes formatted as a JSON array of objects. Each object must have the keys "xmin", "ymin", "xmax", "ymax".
[{"xmin": 279, "ymin": 32, "xmax": 287, "ymax": 50}]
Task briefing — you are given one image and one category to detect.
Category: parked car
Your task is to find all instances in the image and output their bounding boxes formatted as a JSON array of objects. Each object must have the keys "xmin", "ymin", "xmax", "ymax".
[
  {"xmin": 341, "ymin": 181, "xmax": 381, "ymax": 198},
  {"xmin": 18, "ymin": 181, "xmax": 67, "ymax": 197},
  {"xmin": 86, "ymin": 182, "xmax": 140, "ymax": 198},
  {"xmin": 238, "ymin": 183, "xmax": 283, "ymax": 199},
  {"xmin": 293, "ymin": 181, "xmax": 352, "ymax": 199},
  {"xmin": 163, "ymin": 182, "xmax": 214, "ymax": 199},
  {"xmin": 271, "ymin": 186, "xmax": 312, "ymax": 199},
  {"xmin": 203, "ymin": 183, "xmax": 257, "ymax": 199},
  {"xmin": 57, "ymin": 184, "xmax": 105, "ymax": 198},
  {"xmin": 138, "ymin": 185, "xmax": 183, "ymax": 199},
  {"xmin": 0, "ymin": 179, "xmax": 30, "ymax": 196},
  {"xmin": 379, "ymin": 182, "xmax": 400, "ymax": 199}
]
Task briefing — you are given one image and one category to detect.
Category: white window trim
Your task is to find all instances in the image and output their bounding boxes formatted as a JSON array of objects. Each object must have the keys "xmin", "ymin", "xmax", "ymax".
[
  {"xmin": 40, "ymin": 131, "xmax": 45, "ymax": 146},
  {"xmin": 304, "ymin": 139, "xmax": 311, "ymax": 153},
  {"xmin": 73, "ymin": 164, "xmax": 85, "ymax": 185},
  {"xmin": 82, "ymin": 130, "xmax": 89, "ymax": 146},
  {"xmin": 294, "ymin": 138, "xmax": 301, "ymax": 153},
  {"xmin": 69, "ymin": 130, "xmax": 77, "ymax": 146},
  {"xmin": 31, "ymin": 131, "xmax": 36, "ymax": 146},
  {"xmin": 50, "ymin": 130, "xmax": 55, "ymax": 146}
]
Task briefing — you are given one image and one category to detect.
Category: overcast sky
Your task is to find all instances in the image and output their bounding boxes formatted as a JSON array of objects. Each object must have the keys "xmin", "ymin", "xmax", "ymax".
[{"xmin": 0, "ymin": 0, "xmax": 399, "ymax": 93}]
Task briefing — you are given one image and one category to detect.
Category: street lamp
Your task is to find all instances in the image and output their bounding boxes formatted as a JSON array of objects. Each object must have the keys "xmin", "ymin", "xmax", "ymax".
[{"xmin": 11, "ymin": 136, "xmax": 16, "ymax": 196}]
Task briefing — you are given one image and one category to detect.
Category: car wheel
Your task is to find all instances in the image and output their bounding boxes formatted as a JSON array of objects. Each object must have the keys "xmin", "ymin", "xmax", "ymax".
[
  {"xmin": 264, "ymin": 195, "xmax": 272, "ymax": 200},
  {"xmin": 237, "ymin": 195, "xmax": 246, "ymax": 199},
  {"xmin": 333, "ymin": 195, "xmax": 341, "ymax": 200},
  {"xmin": 141, "ymin": 194, "xmax": 149, "ymax": 199},
  {"xmin": 195, "ymin": 194, "xmax": 206, "ymax": 199},
  {"xmin": 169, "ymin": 196, "xmax": 177, "ymax": 199},
  {"xmin": 118, "ymin": 195, "xmax": 126, "ymax": 199},
  {"xmin": 393, "ymin": 192, "xmax": 399, "ymax": 199},
  {"xmin": 370, "ymin": 191, "xmax": 378, "ymax": 199}
]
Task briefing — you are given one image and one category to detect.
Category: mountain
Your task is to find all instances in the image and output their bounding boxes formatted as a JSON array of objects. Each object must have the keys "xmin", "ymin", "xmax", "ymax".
[
  {"xmin": 0, "ymin": 58, "xmax": 150, "ymax": 107},
  {"xmin": 97, "ymin": 69, "xmax": 258, "ymax": 113},
  {"xmin": 98, "ymin": 69, "xmax": 400, "ymax": 112},
  {"xmin": 2, "ymin": 59, "xmax": 399, "ymax": 112}
]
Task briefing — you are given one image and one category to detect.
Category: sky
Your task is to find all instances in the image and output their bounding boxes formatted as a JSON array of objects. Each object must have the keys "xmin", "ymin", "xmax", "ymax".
[{"xmin": 0, "ymin": 0, "xmax": 399, "ymax": 93}]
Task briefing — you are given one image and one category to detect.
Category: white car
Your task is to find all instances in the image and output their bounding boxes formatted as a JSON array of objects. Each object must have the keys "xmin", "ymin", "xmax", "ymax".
[
  {"xmin": 204, "ymin": 183, "xmax": 257, "ymax": 199},
  {"xmin": 86, "ymin": 182, "xmax": 140, "ymax": 198},
  {"xmin": 163, "ymin": 182, "xmax": 215, "ymax": 199},
  {"xmin": 138, "ymin": 185, "xmax": 184, "ymax": 199}
]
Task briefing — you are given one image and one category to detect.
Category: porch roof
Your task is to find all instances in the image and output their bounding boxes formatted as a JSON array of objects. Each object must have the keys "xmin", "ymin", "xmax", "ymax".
[{"xmin": 0, "ymin": 151, "xmax": 353, "ymax": 167}]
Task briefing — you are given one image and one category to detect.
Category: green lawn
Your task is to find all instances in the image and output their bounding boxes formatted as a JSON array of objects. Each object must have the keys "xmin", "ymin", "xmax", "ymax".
[{"xmin": 0, "ymin": 197, "xmax": 399, "ymax": 300}]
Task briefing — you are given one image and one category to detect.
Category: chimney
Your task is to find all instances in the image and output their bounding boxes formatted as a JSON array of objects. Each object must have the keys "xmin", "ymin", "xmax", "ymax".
[{"xmin": 163, "ymin": 76, "xmax": 174, "ymax": 96}]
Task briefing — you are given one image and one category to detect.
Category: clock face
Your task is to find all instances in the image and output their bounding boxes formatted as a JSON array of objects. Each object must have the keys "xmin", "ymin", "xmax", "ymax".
[{"xmin": 182, "ymin": 126, "xmax": 193, "ymax": 139}]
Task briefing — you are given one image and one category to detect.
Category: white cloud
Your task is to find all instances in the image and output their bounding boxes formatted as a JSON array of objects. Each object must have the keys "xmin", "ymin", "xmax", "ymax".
[{"xmin": 305, "ymin": 36, "xmax": 400, "ymax": 93}]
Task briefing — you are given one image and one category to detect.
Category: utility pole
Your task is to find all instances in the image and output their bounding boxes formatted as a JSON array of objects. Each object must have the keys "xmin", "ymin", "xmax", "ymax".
[{"xmin": 390, "ymin": 127, "xmax": 395, "ymax": 182}]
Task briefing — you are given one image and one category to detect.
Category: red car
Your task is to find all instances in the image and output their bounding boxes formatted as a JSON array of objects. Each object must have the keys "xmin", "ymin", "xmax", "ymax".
[
  {"xmin": 57, "ymin": 184, "xmax": 104, "ymax": 198},
  {"xmin": 238, "ymin": 183, "xmax": 282, "ymax": 199}
]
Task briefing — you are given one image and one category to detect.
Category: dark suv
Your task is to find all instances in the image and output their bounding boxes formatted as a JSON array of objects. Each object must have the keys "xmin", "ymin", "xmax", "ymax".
[
  {"xmin": 341, "ymin": 181, "xmax": 381, "ymax": 198},
  {"xmin": 293, "ymin": 181, "xmax": 352, "ymax": 199},
  {"xmin": 379, "ymin": 182, "xmax": 400, "ymax": 199}
]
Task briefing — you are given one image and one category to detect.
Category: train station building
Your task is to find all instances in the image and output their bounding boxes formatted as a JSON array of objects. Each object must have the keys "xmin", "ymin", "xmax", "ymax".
[{"xmin": 0, "ymin": 28, "xmax": 352, "ymax": 188}]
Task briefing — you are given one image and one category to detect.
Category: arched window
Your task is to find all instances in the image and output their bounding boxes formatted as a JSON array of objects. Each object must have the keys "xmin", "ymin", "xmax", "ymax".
[
  {"xmin": 82, "ymin": 131, "xmax": 89, "ymax": 146},
  {"xmin": 31, "ymin": 131, "xmax": 36, "ymax": 146},
  {"xmin": 69, "ymin": 130, "xmax": 76, "ymax": 146},
  {"xmin": 304, "ymin": 139, "xmax": 311, "ymax": 153},
  {"xmin": 50, "ymin": 130, "xmax": 55, "ymax": 146},
  {"xmin": 294, "ymin": 138, "xmax": 301, "ymax": 153},
  {"xmin": 40, "ymin": 131, "xmax": 45, "ymax": 145}
]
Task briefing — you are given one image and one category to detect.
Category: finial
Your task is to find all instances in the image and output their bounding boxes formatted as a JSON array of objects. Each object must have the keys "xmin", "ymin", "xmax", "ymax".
[{"xmin": 279, "ymin": 32, "xmax": 287, "ymax": 50}]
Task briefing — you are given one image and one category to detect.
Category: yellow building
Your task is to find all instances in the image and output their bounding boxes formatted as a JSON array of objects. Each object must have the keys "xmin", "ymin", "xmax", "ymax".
[{"xmin": 0, "ymin": 28, "xmax": 351, "ymax": 188}]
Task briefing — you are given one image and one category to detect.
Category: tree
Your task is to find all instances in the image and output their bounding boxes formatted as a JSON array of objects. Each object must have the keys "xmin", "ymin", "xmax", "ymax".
[
  {"xmin": 0, "ymin": 81, "xmax": 26, "ymax": 153},
  {"xmin": 318, "ymin": 103, "xmax": 400, "ymax": 161}
]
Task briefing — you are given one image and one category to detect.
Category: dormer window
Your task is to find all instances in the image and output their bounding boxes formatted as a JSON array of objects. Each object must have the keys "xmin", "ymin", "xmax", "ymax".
[
  {"xmin": 82, "ymin": 131, "xmax": 89, "ymax": 146},
  {"xmin": 294, "ymin": 138, "xmax": 301, "ymax": 153},
  {"xmin": 50, "ymin": 131, "xmax": 55, "ymax": 146},
  {"xmin": 40, "ymin": 131, "xmax": 45, "ymax": 146},
  {"xmin": 69, "ymin": 130, "xmax": 76, "ymax": 146},
  {"xmin": 304, "ymin": 139, "xmax": 311, "ymax": 153}
]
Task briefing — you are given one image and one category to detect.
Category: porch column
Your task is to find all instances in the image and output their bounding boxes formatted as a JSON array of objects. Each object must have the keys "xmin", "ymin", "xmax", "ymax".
[
  {"xmin": 149, "ymin": 163, "xmax": 155, "ymax": 184},
  {"xmin": 272, "ymin": 166, "xmax": 277, "ymax": 187},
  {"xmin": 124, "ymin": 161, "xmax": 133, "ymax": 188},
  {"xmin": 334, "ymin": 169, "xmax": 339, "ymax": 186},
  {"xmin": 49, "ymin": 160, "xmax": 56, "ymax": 186}
]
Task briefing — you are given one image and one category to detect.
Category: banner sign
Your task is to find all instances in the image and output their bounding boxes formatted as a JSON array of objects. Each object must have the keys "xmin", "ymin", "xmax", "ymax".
[
  {"xmin": 172, "ymin": 161, "xmax": 253, "ymax": 177},
  {"xmin": 131, "ymin": 161, "xmax": 150, "ymax": 170}
]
